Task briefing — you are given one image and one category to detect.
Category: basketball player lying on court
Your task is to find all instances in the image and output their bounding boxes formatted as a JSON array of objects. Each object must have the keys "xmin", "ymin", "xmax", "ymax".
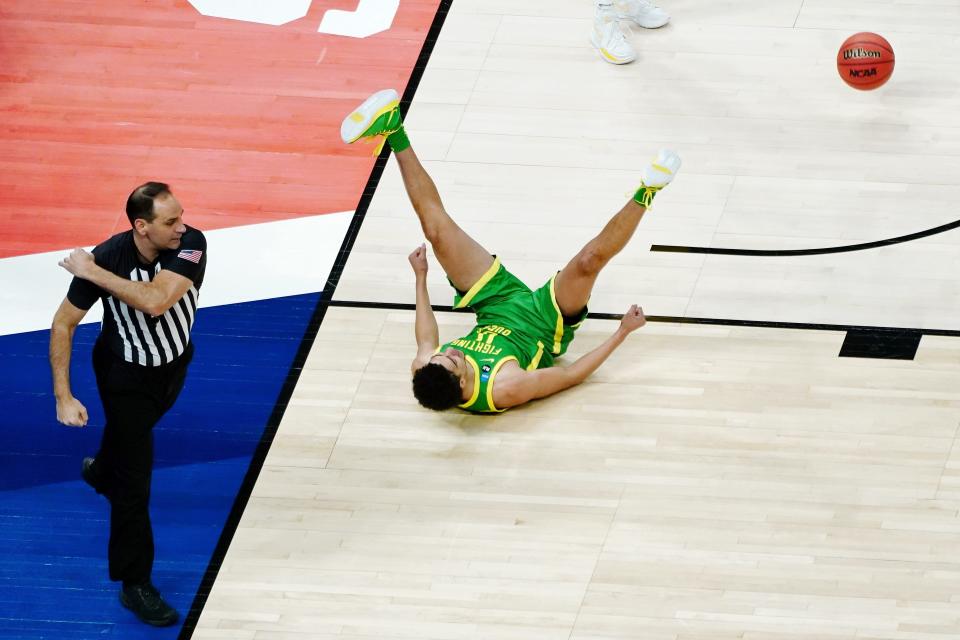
[{"xmin": 341, "ymin": 89, "xmax": 681, "ymax": 413}]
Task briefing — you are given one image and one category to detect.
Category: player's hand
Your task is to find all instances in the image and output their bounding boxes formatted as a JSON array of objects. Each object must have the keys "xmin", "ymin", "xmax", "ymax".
[
  {"xmin": 619, "ymin": 304, "xmax": 646, "ymax": 333},
  {"xmin": 58, "ymin": 248, "xmax": 97, "ymax": 280},
  {"xmin": 408, "ymin": 244, "xmax": 429, "ymax": 276},
  {"xmin": 56, "ymin": 396, "xmax": 89, "ymax": 427}
]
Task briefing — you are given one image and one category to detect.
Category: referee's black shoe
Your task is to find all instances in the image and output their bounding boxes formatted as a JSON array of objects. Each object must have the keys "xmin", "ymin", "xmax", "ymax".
[
  {"xmin": 80, "ymin": 457, "xmax": 106, "ymax": 495},
  {"xmin": 120, "ymin": 582, "xmax": 179, "ymax": 627}
]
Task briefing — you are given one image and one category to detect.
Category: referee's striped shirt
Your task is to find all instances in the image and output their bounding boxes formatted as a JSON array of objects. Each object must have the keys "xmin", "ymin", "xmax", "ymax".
[{"xmin": 67, "ymin": 226, "xmax": 206, "ymax": 367}]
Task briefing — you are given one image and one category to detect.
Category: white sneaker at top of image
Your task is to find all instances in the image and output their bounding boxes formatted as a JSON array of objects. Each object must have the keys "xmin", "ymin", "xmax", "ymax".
[
  {"xmin": 615, "ymin": 0, "xmax": 670, "ymax": 29},
  {"xmin": 591, "ymin": 12, "xmax": 637, "ymax": 65}
]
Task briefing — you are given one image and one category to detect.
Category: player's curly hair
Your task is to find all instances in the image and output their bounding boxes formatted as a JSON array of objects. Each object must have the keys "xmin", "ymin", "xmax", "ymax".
[{"xmin": 412, "ymin": 363, "xmax": 462, "ymax": 411}]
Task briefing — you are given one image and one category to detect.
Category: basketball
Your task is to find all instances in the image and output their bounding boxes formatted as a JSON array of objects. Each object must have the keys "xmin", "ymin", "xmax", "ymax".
[{"xmin": 837, "ymin": 32, "xmax": 895, "ymax": 90}]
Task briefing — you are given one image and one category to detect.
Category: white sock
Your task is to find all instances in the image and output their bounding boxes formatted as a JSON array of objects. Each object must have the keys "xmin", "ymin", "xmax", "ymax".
[{"xmin": 596, "ymin": 1, "xmax": 615, "ymax": 18}]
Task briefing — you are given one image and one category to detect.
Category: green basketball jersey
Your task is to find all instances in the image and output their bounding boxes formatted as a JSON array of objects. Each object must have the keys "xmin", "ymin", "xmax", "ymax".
[
  {"xmin": 437, "ymin": 258, "xmax": 587, "ymax": 414},
  {"xmin": 440, "ymin": 324, "xmax": 547, "ymax": 414}
]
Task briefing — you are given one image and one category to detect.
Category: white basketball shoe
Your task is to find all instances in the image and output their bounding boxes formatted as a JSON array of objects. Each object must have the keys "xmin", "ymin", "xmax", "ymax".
[
  {"xmin": 616, "ymin": 0, "xmax": 670, "ymax": 29},
  {"xmin": 591, "ymin": 9, "xmax": 636, "ymax": 65}
]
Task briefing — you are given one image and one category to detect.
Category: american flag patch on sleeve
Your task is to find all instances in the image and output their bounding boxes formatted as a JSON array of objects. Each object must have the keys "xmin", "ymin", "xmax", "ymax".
[{"xmin": 177, "ymin": 249, "xmax": 203, "ymax": 264}]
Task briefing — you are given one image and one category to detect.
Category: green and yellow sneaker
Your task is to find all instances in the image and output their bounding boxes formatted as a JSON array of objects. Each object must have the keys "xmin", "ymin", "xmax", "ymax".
[
  {"xmin": 633, "ymin": 149, "xmax": 681, "ymax": 208},
  {"xmin": 340, "ymin": 88, "xmax": 410, "ymax": 154}
]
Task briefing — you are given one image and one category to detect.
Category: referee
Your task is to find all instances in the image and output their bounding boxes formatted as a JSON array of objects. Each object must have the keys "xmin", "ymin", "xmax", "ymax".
[{"xmin": 49, "ymin": 182, "xmax": 206, "ymax": 627}]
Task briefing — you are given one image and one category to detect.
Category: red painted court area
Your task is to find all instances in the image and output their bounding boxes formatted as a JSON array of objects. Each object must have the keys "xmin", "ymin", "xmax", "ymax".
[{"xmin": 0, "ymin": 0, "xmax": 440, "ymax": 258}]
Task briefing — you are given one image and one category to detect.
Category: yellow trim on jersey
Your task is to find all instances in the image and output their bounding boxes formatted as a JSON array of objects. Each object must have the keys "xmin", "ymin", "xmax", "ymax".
[
  {"xmin": 548, "ymin": 275, "xmax": 564, "ymax": 354},
  {"xmin": 527, "ymin": 341, "xmax": 545, "ymax": 371},
  {"xmin": 459, "ymin": 354, "xmax": 482, "ymax": 409},
  {"xmin": 455, "ymin": 257, "xmax": 501, "ymax": 309},
  {"xmin": 485, "ymin": 356, "xmax": 517, "ymax": 413}
]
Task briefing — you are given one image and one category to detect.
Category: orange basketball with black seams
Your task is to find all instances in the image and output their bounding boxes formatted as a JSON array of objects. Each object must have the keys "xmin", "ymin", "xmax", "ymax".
[{"xmin": 837, "ymin": 32, "xmax": 895, "ymax": 90}]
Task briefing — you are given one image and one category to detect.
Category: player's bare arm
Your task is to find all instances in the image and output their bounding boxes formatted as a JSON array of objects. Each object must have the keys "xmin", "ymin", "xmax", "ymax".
[
  {"xmin": 493, "ymin": 305, "xmax": 646, "ymax": 408},
  {"xmin": 409, "ymin": 244, "xmax": 440, "ymax": 372}
]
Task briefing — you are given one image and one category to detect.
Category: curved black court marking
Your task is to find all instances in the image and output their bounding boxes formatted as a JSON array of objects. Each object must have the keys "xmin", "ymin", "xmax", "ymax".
[
  {"xmin": 651, "ymin": 217, "xmax": 960, "ymax": 256},
  {"xmin": 177, "ymin": 1, "xmax": 455, "ymax": 638}
]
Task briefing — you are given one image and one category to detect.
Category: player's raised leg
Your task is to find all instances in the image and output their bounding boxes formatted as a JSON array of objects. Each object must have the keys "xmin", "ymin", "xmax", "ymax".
[
  {"xmin": 553, "ymin": 150, "xmax": 681, "ymax": 316},
  {"xmin": 341, "ymin": 89, "xmax": 493, "ymax": 292}
]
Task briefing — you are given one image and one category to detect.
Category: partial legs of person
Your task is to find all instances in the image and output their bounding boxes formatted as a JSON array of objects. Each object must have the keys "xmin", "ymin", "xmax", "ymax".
[
  {"xmin": 340, "ymin": 91, "xmax": 681, "ymax": 314},
  {"xmin": 393, "ymin": 147, "xmax": 494, "ymax": 292},
  {"xmin": 88, "ymin": 338, "xmax": 189, "ymax": 627},
  {"xmin": 553, "ymin": 150, "xmax": 681, "ymax": 316},
  {"xmin": 592, "ymin": 1, "xmax": 670, "ymax": 65},
  {"xmin": 592, "ymin": 1, "xmax": 636, "ymax": 64},
  {"xmin": 341, "ymin": 90, "xmax": 493, "ymax": 291},
  {"xmin": 92, "ymin": 340, "xmax": 159, "ymax": 588},
  {"xmin": 616, "ymin": 0, "xmax": 670, "ymax": 29}
]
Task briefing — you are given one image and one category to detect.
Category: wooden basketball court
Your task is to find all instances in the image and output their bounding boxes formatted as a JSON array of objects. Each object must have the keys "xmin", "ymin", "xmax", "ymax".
[
  {"xmin": 191, "ymin": 2, "xmax": 960, "ymax": 638},
  {"xmin": 4, "ymin": 1, "xmax": 959, "ymax": 638}
]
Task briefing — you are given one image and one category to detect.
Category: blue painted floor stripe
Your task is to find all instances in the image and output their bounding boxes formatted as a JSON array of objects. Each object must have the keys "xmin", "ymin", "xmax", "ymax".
[{"xmin": 0, "ymin": 293, "xmax": 320, "ymax": 637}]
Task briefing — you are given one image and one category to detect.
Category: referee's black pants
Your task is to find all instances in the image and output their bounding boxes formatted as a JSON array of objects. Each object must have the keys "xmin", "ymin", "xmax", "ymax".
[{"xmin": 90, "ymin": 338, "xmax": 193, "ymax": 585}]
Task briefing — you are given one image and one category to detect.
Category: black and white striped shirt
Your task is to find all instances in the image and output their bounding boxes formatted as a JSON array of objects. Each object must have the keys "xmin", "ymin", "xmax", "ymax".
[{"xmin": 68, "ymin": 226, "xmax": 206, "ymax": 367}]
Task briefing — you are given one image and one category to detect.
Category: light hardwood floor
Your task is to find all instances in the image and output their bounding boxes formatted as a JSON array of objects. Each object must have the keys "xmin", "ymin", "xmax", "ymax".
[
  {"xmin": 194, "ymin": 1, "xmax": 960, "ymax": 638},
  {"xmin": 339, "ymin": 0, "xmax": 960, "ymax": 330},
  {"xmin": 195, "ymin": 309, "xmax": 960, "ymax": 639}
]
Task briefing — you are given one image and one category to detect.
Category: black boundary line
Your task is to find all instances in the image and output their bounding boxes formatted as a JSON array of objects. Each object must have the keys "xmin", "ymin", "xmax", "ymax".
[
  {"xmin": 327, "ymin": 299, "xmax": 960, "ymax": 338},
  {"xmin": 178, "ymin": 2, "xmax": 455, "ymax": 637},
  {"xmin": 651, "ymin": 217, "xmax": 960, "ymax": 256}
]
